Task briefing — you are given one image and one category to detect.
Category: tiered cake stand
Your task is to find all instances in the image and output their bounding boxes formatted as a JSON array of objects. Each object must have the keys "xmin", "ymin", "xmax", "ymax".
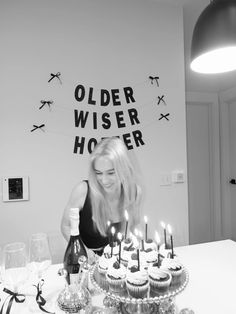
[{"xmin": 90, "ymin": 264, "xmax": 189, "ymax": 314}]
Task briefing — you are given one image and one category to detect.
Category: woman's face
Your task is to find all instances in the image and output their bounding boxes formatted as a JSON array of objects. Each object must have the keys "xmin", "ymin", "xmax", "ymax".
[{"xmin": 94, "ymin": 156, "xmax": 120, "ymax": 194}]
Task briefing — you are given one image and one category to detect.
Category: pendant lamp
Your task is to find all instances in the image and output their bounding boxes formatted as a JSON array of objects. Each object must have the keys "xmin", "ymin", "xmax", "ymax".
[{"xmin": 190, "ymin": 0, "xmax": 236, "ymax": 74}]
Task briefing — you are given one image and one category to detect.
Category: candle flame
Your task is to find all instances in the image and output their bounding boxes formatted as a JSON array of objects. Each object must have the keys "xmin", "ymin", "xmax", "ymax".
[
  {"xmin": 124, "ymin": 210, "xmax": 129, "ymax": 221},
  {"xmin": 160, "ymin": 221, "xmax": 166, "ymax": 229},
  {"xmin": 117, "ymin": 232, "xmax": 123, "ymax": 241},
  {"xmin": 144, "ymin": 215, "xmax": 148, "ymax": 223},
  {"xmin": 111, "ymin": 226, "xmax": 116, "ymax": 235},
  {"xmin": 132, "ymin": 235, "xmax": 139, "ymax": 248},
  {"xmin": 107, "ymin": 220, "xmax": 111, "ymax": 227},
  {"xmin": 134, "ymin": 228, "xmax": 139, "ymax": 237},
  {"xmin": 155, "ymin": 231, "xmax": 161, "ymax": 244},
  {"xmin": 139, "ymin": 230, "xmax": 143, "ymax": 239},
  {"xmin": 167, "ymin": 224, "xmax": 172, "ymax": 234}
]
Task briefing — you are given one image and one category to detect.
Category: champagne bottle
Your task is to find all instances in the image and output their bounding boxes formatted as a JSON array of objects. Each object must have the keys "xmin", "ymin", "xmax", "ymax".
[{"xmin": 63, "ymin": 207, "xmax": 87, "ymax": 285}]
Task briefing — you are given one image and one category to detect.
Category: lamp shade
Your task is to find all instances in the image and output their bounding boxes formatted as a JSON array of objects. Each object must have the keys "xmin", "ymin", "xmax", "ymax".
[{"xmin": 190, "ymin": 0, "xmax": 236, "ymax": 74}]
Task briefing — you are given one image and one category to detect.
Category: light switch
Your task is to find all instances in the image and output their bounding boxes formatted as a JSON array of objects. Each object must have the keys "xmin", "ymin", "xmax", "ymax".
[{"xmin": 160, "ymin": 173, "xmax": 171, "ymax": 186}]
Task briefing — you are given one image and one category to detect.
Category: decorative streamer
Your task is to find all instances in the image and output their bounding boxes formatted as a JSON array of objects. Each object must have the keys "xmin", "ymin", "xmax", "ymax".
[
  {"xmin": 48, "ymin": 72, "xmax": 62, "ymax": 84},
  {"xmin": 0, "ymin": 288, "xmax": 25, "ymax": 314},
  {"xmin": 30, "ymin": 73, "xmax": 174, "ymax": 153}
]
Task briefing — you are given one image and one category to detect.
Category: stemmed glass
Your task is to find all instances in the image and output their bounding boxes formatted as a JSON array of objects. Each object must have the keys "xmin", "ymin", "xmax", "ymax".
[
  {"xmin": 28, "ymin": 233, "xmax": 52, "ymax": 280},
  {"xmin": 28, "ymin": 233, "xmax": 52, "ymax": 313},
  {"xmin": 2, "ymin": 242, "xmax": 29, "ymax": 292}
]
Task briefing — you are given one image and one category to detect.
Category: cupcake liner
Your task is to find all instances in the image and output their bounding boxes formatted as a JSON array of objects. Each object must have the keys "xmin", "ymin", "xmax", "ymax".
[
  {"xmin": 126, "ymin": 280, "xmax": 149, "ymax": 298},
  {"xmin": 98, "ymin": 273, "xmax": 109, "ymax": 290},
  {"xmin": 170, "ymin": 270, "xmax": 182, "ymax": 285},
  {"xmin": 98, "ymin": 266, "xmax": 107, "ymax": 276},
  {"xmin": 161, "ymin": 261, "xmax": 183, "ymax": 285},
  {"xmin": 106, "ymin": 274, "xmax": 126, "ymax": 293},
  {"xmin": 149, "ymin": 274, "xmax": 171, "ymax": 292}
]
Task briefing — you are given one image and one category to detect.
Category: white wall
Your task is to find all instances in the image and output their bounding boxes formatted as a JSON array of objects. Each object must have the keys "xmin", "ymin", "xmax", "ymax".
[{"xmin": 0, "ymin": 0, "xmax": 188, "ymax": 258}]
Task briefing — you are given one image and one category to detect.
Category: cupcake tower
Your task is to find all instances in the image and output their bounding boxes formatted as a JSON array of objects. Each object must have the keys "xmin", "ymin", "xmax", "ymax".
[{"xmin": 97, "ymin": 230, "xmax": 184, "ymax": 298}]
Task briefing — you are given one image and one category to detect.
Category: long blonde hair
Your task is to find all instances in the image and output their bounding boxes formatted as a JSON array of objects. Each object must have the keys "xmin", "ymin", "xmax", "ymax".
[{"xmin": 88, "ymin": 137, "xmax": 141, "ymax": 236}]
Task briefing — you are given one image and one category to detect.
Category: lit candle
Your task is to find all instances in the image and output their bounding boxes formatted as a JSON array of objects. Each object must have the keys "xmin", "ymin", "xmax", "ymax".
[
  {"xmin": 107, "ymin": 220, "xmax": 111, "ymax": 247},
  {"xmin": 139, "ymin": 230, "xmax": 144, "ymax": 251},
  {"xmin": 111, "ymin": 226, "xmax": 116, "ymax": 257},
  {"xmin": 144, "ymin": 215, "xmax": 148, "ymax": 241},
  {"xmin": 134, "ymin": 228, "xmax": 139, "ymax": 240},
  {"xmin": 155, "ymin": 231, "xmax": 161, "ymax": 267},
  {"xmin": 124, "ymin": 210, "xmax": 129, "ymax": 239},
  {"xmin": 132, "ymin": 233, "xmax": 139, "ymax": 248},
  {"xmin": 161, "ymin": 221, "xmax": 167, "ymax": 249},
  {"xmin": 137, "ymin": 248, "xmax": 140, "ymax": 271},
  {"xmin": 117, "ymin": 232, "xmax": 122, "ymax": 264},
  {"xmin": 167, "ymin": 224, "xmax": 174, "ymax": 258}
]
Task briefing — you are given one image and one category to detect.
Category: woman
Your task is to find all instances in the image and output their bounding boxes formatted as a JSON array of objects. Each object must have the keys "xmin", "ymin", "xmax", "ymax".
[{"xmin": 61, "ymin": 137, "xmax": 142, "ymax": 258}]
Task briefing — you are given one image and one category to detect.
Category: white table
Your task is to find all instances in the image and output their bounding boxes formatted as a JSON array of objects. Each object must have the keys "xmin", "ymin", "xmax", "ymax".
[
  {"xmin": 175, "ymin": 239, "xmax": 236, "ymax": 314},
  {"xmin": 0, "ymin": 239, "xmax": 235, "ymax": 313}
]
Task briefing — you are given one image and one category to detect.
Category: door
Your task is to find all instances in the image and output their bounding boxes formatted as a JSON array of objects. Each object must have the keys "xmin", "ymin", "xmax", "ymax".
[{"xmin": 186, "ymin": 92, "xmax": 222, "ymax": 244}]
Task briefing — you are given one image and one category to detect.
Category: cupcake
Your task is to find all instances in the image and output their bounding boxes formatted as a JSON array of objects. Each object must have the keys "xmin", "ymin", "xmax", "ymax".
[
  {"xmin": 144, "ymin": 239, "xmax": 157, "ymax": 251},
  {"xmin": 121, "ymin": 246, "xmax": 136, "ymax": 267},
  {"xmin": 148, "ymin": 265, "xmax": 172, "ymax": 293},
  {"xmin": 159, "ymin": 243, "xmax": 172, "ymax": 259},
  {"xmin": 161, "ymin": 258, "xmax": 183, "ymax": 285},
  {"xmin": 127, "ymin": 252, "xmax": 139, "ymax": 270},
  {"xmin": 103, "ymin": 243, "xmax": 119, "ymax": 257},
  {"xmin": 126, "ymin": 265, "xmax": 149, "ymax": 298},
  {"xmin": 98, "ymin": 254, "xmax": 116, "ymax": 275},
  {"xmin": 140, "ymin": 248, "xmax": 157, "ymax": 267},
  {"xmin": 106, "ymin": 261, "xmax": 126, "ymax": 293},
  {"xmin": 121, "ymin": 238, "xmax": 133, "ymax": 251},
  {"xmin": 96, "ymin": 254, "xmax": 116, "ymax": 290}
]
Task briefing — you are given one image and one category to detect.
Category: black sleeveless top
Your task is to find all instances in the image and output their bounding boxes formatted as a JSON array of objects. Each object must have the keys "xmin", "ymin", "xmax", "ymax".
[{"xmin": 79, "ymin": 181, "xmax": 123, "ymax": 250}]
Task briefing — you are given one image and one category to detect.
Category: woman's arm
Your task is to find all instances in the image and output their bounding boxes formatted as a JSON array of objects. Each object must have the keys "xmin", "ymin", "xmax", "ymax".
[
  {"xmin": 61, "ymin": 181, "xmax": 97, "ymax": 264},
  {"xmin": 61, "ymin": 181, "xmax": 88, "ymax": 242}
]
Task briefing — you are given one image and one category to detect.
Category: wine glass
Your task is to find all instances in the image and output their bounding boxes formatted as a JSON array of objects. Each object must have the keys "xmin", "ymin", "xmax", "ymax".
[
  {"xmin": 2, "ymin": 242, "xmax": 29, "ymax": 292},
  {"xmin": 28, "ymin": 233, "xmax": 52, "ymax": 280},
  {"xmin": 28, "ymin": 233, "xmax": 53, "ymax": 313}
]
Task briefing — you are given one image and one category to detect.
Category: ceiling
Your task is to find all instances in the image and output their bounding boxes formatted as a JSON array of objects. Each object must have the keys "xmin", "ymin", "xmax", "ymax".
[{"xmin": 161, "ymin": 0, "xmax": 236, "ymax": 93}]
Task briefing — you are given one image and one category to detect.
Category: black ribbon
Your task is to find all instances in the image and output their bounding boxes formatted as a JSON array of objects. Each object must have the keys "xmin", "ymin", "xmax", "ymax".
[
  {"xmin": 39, "ymin": 100, "xmax": 53, "ymax": 110},
  {"xmin": 30, "ymin": 124, "xmax": 45, "ymax": 132},
  {"xmin": 33, "ymin": 279, "xmax": 55, "ymax": 314},
  {"xmin": 157, "ymin": 95, "xmax": 166, "ymax": 105},
  {"xmin": 0, "ymin": 288, "xmax": 25, "ymax": 314},
  {"xmin": 48, "ymin": 72, "xmax": 62, "ymax": 84},
  {"xmin": 159, "ymin": 113, "xmax": 170, "ymax": 121},
  {"xmin": 149, "ymin": 75, "xmax": 159, "ymax": 86}
]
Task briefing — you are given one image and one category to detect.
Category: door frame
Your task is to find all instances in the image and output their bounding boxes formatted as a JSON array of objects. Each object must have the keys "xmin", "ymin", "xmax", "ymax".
[
  {"xmin": 186, "ymin": 91, "xmax": 222, "ymax": 242},
  {"xmin": 219, "ymin": 86, "xmax": 236, "ymax": 239}
]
